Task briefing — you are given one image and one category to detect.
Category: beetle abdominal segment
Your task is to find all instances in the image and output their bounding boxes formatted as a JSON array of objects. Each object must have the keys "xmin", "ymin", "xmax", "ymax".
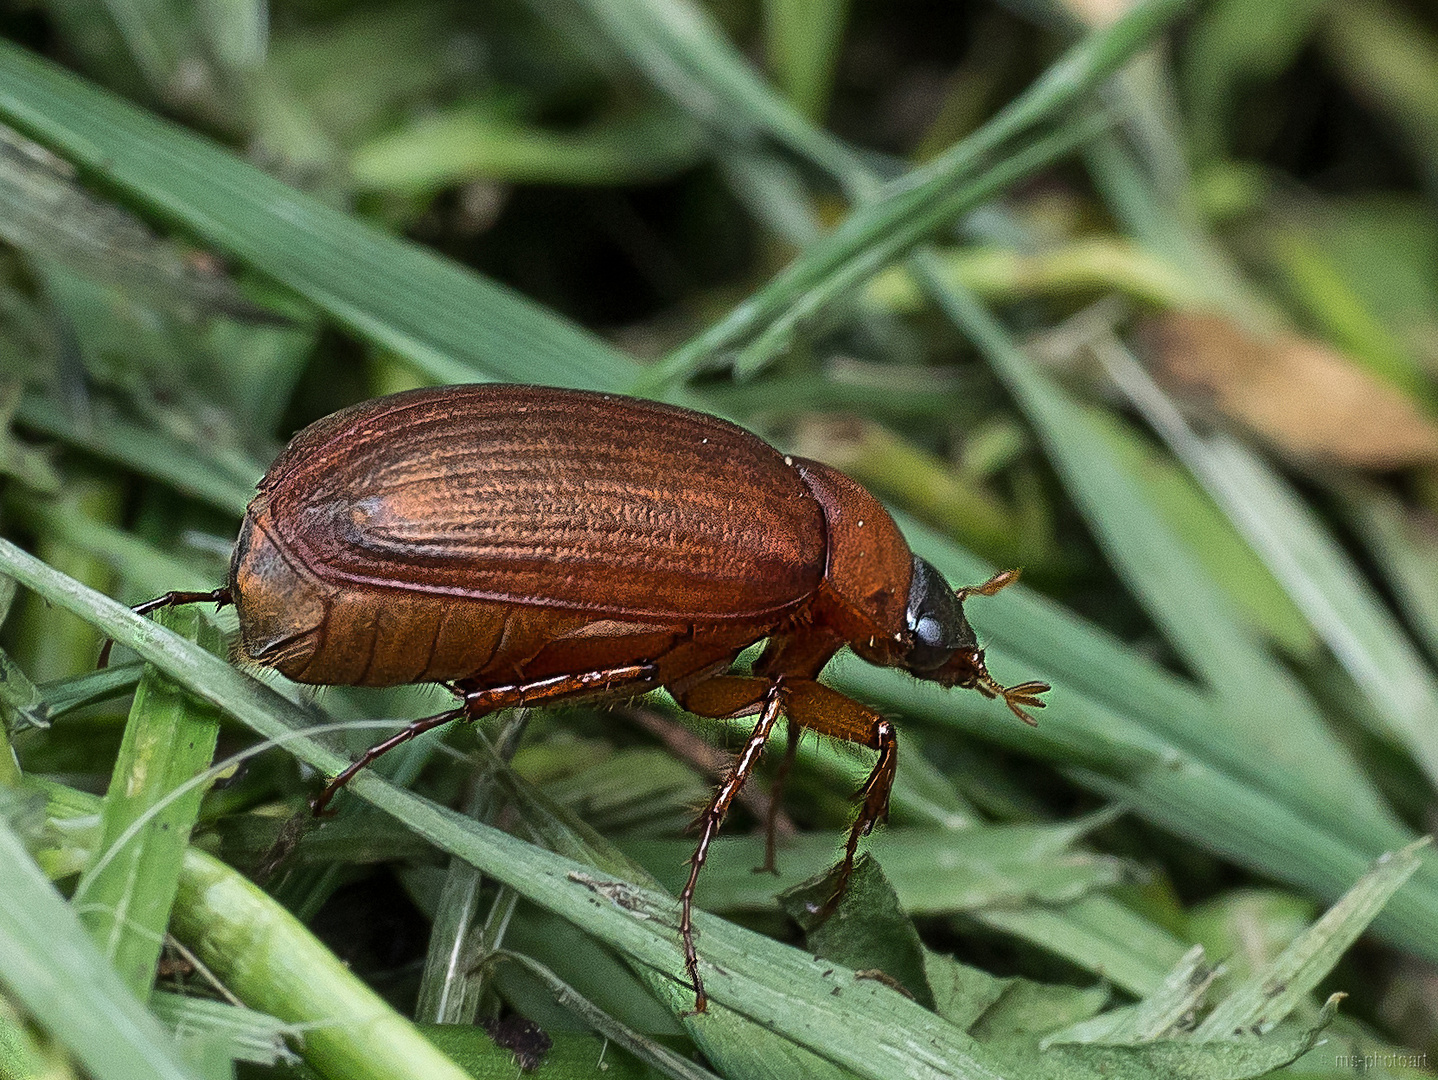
[{"xmin": 229, "ymin": 499, "xmax": 327, "ymax": 676}]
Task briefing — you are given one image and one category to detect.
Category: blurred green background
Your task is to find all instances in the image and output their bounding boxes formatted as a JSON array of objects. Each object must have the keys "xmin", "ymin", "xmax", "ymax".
[{"xmin": 3, "ymin": 1, "xmax": 1438, "ymax": 1078}]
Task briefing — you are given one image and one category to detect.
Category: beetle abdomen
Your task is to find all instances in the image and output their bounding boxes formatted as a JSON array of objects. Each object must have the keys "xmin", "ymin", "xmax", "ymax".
[
  {"xmin": 255, "ymin": 386, "xmax": 827, "ymax": 623},
  {"xmin": 232, "ymin": 496, "xmax": 768, "ymax": 688}
]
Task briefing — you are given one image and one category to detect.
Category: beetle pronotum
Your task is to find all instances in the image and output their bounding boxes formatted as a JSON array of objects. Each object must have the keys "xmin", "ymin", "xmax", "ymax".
[{"xmin": 122, "ymin": 384, "xmax": 1047, "ymax": 1012}]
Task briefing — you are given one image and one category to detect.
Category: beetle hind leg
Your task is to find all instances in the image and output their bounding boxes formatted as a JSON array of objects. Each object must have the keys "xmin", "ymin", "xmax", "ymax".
[
  {"xmin": 756, "ymin": 721, "xmax": 799, "ymax": 876},
  {"xmin": 313, "ymin": 661, "xmax": 663, "ymax": 815},
  {"xmin": 98, "ymin": 587, "xmax": 234, "ymax": 667},
  {"xmin": 311, "ymin": 705, "xmax": 466, "ymax": 814}
]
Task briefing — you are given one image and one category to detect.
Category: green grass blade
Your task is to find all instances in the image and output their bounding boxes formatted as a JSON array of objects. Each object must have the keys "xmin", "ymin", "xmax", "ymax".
[
  {"xmin": 494, "ymin": 951, "xmax": 724, "ymax": 1080},
  {"xmin": 172, "ymin": 848, "xmax": 477, "ymax": 1080},
  {"xmin": 1340, "ymin": 481, "xmax": 1438, "ymax": 661},
  {"xmin": 640, "ymin": 0, "xmax": 1192, "ymax": 388},
  {"xmin": 148, "ymin": 994, "xmax": 302, "ymax": 1068},
  {"xmin": 560, "ymin": 0, "xmax": 862, "ymax": 187},
  {"xmin": 0, "ymin": 817, "xmax": 204, "ymax": 1080},
  {"xmin": 0, "ymin": 642, "xmax": 49, "ymax": 733},
  {"xmin": 16, "ymin": 395, "xmax": 257, "ymax": 518},
  {"xmin": 624, "ymin": 822, "xmax": 1127, "ymax": 915},
  {"xmin": 6, "ymin": 489, "xmax": 218, "ymax": 596},
  {"xmin": 761, "ymin": 0, "xmax": 850, "ymax": 122},
  {"xmin": 351, "ymin": 104, "xmax": 705, "ymax": 192},
  {"xmin": 909, "ymin": 256, "xmax": 1404, "ymax": 851},
  {"xmin": 45, "ymin": 785, "xmax": 482, "ymax": 1080},
  {"xmin": 974, "ymin": 896, "xmax": 1187, "ymax": 1000},
  {"xmin": 1098, "ymin": 340, "xmax": 1438, "ymax": 787},
  {"xmin": 1194, "ymin": 839, "xmax": 1427, "ymax": 1039},
  {"xmin": 72, "ymin": 606, "xmax": 223, "ymax": 1000},
  {"xmin": 728, "ymin": 115, "xmax": 1109, "ymax": 381},
  {"xmin": 0, "ymin": 40, "xmax": 641, "ymax": 392}
]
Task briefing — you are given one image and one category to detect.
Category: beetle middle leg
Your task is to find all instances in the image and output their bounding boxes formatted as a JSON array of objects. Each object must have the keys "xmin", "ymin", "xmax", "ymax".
[
  {"xmin": 675, "ymin": 678, "xmax": 785, "ymax": 1013},
  {"xmin": 312, "ymin": 661, "xmax": 659, "ymax": 813}
]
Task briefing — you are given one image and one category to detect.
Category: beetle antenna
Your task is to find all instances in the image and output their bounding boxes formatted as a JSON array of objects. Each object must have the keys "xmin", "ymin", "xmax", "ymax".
[
  {"xmin": 955, "ymin": 568, "xmax": 1021, "ymax": 603},
  {"xmin": 971, "ymin": 664, "xmax": 1049, "ymax": 727}
]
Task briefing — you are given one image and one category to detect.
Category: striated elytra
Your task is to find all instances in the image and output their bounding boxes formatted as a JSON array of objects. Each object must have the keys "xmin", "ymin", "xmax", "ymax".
[{"xmin": 128, "ymin": 384, "xmax": 1048, "ymax": 1012}]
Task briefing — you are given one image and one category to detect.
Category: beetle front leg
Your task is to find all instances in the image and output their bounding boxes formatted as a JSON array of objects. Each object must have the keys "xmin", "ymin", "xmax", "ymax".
[
  {"xmin": 677, "ymin": 679, "xmax": 785, "ymax": 1014},
  {"xmin": 780, "ymin": 680, "xmax": 898, "ymax": 916}
]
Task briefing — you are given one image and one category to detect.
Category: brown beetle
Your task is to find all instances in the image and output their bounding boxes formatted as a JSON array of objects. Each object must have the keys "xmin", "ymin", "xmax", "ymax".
[{"xmin": 124, "ymin": 384, "xmax": 1047, "ymax": 1011}]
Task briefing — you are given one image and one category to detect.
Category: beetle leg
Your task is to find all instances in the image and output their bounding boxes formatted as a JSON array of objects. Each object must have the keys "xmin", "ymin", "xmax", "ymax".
[
  {"xmin": 673, "ymin": 675, "xmax": 797, "ymax": 874},
  {"xmin": 672, "ymin": 674, "xmax": 769, "ymax": 718},
  {"xmin": 779, "ymin": 680, "xmax": 898, "ymax": 918},
  {"xmin": 757, "ymin": 721, "xmax": 798, "ymax": 876},
  {"xmin": 312, "ymin": 662, "xmax": 660, "ymax": 814},
  {"xmin": 97, "ymin": 587, "xmax": 234, "ymax": 668},
  {"xmin": 678, "ymin": 679, "xmax": 785, "ymax": 1014},
  {"xmin": 311, "ymin": 705, "xmax": 466, "ymax": 814}
]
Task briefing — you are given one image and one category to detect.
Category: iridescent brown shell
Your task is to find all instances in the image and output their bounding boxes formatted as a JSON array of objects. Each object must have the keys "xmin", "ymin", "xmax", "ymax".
[{"xmin": 228, "ymin": 385, "xmax": 872, "ymax": 686}]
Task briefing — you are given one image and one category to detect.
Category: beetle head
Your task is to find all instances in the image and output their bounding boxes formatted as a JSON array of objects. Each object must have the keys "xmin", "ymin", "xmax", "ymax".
[{"xmin": 901, "ymin": 557, "xmax": 1048, "ymax": 725}]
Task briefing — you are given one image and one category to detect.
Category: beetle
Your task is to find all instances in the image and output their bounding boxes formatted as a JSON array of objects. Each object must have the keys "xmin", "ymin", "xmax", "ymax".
[{"xmin": 122, "ymin": 384, "xmax": 1048, "ymax": 1012}]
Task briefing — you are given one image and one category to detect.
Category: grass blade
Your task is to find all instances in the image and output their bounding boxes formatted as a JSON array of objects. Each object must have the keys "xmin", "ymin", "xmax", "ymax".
[
  {"xmin": 72, "ymin": 605, "xmax": 222, "ymax": 999},
  {"xmin": 1096, "ymin": 335, "xmax": 1438, "ymax": 787},
  {"xmin": 909, "ymin": 258, "xmax": 1405, "ymax": 850},
  {"xmin": 0, "ymin": 537, "xmax": 1028, "ymax": 1080},
  {"xmin": 639, "ymin": 0, "xmax": 1193, "ymax": 388},
  {"xmin": 0, "ymin": 816, "xmax": 204, "ymax": 1080},
  {"xmin": 1195, "ymin": 839, "xmax": 1427, "ymax": 1039},
  {"xmin": 0, "ymin": 40, "xmax": 641, "ymax": 392}
]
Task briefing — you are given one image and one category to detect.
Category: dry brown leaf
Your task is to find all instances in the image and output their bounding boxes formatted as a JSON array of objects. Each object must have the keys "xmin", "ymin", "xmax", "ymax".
[
  {"xmin": 1058, "ymin": 0, "xmax": 1137, "ymax": 28},
  {"xmin": 1144, "ymin": 312, "xmax": 1438, "ymax": 470}
]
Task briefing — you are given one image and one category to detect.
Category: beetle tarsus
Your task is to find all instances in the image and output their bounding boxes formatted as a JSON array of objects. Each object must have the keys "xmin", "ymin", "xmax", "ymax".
[
  {"xmin": 820, "ymin": 717, "xmax": 897, "ymax": 920},
  {"xmin": 97, "ymin": 587, "xmax": 234, "ymax": 668},
  {"xmin": 974, "ymin": 672, "xmax": 1049, "ymax": 727}
]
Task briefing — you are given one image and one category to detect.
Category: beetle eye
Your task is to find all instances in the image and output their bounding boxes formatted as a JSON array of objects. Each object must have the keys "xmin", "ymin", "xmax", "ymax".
[
  {"xmin": 914, "ymin": 615, "xmax": 945, "ymax": 647},
  {"xmin": 907, "ymin": 612, "xmax": 950, "ymax": 671},
  {"xmin": 904, "ymin": 557, "xmax": 959, "ymax": 672}
]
